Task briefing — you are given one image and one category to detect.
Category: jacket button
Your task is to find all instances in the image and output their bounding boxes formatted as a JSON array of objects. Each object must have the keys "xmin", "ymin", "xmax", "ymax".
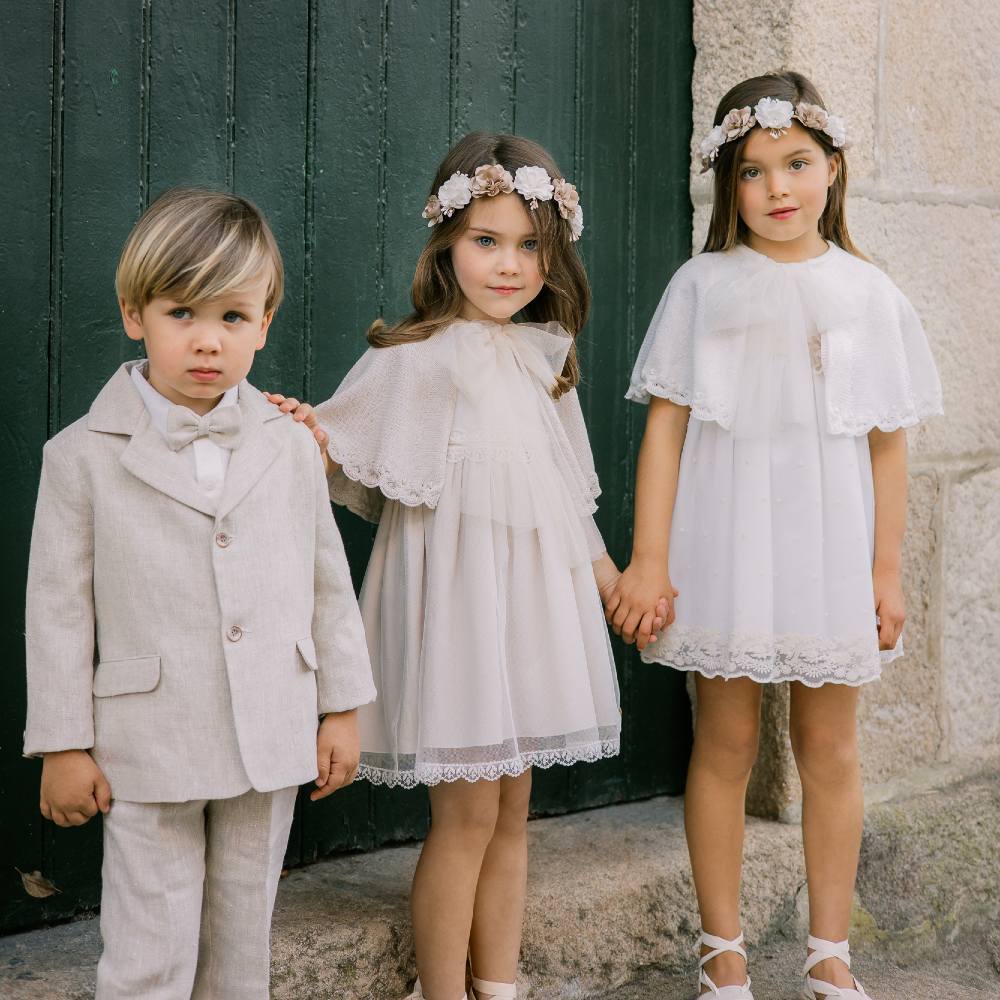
[
  {"xmin": 215, "ymin": 532, "xmax": 231, "ymax": 548},
  {"xmin": 227, "ymin": 625, "xmax": 243, "ymax": 642}
]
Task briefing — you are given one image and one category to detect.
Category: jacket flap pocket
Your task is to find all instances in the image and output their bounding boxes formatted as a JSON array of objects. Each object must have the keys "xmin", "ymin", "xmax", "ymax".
[
  {"xmin": 296, "ymin": 637, "xmax": 319, "ymax": 671},
  {"xmin": 93, "ymin": 656, "xmax": 161, "ymax": 697}
]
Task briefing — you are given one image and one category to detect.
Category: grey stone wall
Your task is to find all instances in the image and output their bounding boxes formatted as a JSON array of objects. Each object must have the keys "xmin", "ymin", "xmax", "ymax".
[{"xmin": 690, "ymin": 0, "xmax": 1000, "ymax": 816}]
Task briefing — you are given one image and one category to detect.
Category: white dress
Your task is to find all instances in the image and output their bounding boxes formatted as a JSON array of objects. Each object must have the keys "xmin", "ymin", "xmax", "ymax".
[
  {"xmin": 627, "ymin": 243, "xmax": 942, "ymax": 687},
  {"xmin": 316, "ymin": 321, "xmax": 621, "ymax": 786}
]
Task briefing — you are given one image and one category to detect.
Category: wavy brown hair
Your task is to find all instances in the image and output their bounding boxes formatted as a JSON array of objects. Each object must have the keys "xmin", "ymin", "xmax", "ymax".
[
  {"xmin": 367, "ymin": 131, "xmax": 590, "ymax": 397},
  {"xmin": 702, "ymin": 71, "xmax": 865, "ymax": 259}
]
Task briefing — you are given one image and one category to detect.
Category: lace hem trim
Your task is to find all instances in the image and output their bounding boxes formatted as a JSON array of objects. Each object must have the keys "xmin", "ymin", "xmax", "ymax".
[
  {"xmin": 355, "ymin": 738, "xmax": 621, "ymax": 788},
  {"xmin": 628, "ymin": 380, "xmax": 944, "ymax": 437},
  {"xmin": 641, "ymin": 623, "xmax": 883, "ymax": 687},
  {"xmin": 827, "ymin": 398, "xmax": 944, "ymax": 436},
  {"xmin": 328, "ymin": 443, "xmax": 442, "ymax": 510}
]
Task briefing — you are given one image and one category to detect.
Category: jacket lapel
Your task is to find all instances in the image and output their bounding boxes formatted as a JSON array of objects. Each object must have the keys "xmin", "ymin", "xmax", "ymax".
[
  {"xmin": 214, "ymin": 382, "xmax": 285, "ymax": 521},
  {"xmin": 90, "ymin": 363, "xmax": 222, "ymax": 518}
]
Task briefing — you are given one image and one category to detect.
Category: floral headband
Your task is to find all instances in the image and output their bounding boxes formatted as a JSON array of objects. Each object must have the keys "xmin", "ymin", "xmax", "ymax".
[
  {"xmin": 421, "ymin": 163, "xmax": 584, "ymax": 242},
  {"xmin": 699, "ymin": 97, "xmax": 848, "ymax": 173}
]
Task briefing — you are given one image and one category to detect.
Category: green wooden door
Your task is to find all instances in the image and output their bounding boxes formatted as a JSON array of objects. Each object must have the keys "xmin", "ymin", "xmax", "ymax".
[{"xmin": 0, "ymin": 0, "xmax": 693, "ymax": 935}]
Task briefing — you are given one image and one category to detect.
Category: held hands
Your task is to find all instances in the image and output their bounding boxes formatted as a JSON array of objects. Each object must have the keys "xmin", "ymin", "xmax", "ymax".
[
  {"xmin": 603, "ymin": 560, "xmax": 678, "ymax": 651},
  {"xmin": 262, "ymin": 392, "xmax": 331, "ymax": 472},
  {"xmin": 873, "ymin": 565, "xmax": 906, "ymax": 651},
  {"xmin": 311, "ymin": 709, "xmax": 361, "ymax": 802},
  {"xmin": 40, "ymin": 750, "xmax": 112, "ymax": 827}
]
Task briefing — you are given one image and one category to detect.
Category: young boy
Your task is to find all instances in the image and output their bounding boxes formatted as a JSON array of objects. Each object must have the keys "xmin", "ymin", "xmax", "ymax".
[{"xmin": 23, "ymin": 188, "xmax": 375, "ymax": 999}]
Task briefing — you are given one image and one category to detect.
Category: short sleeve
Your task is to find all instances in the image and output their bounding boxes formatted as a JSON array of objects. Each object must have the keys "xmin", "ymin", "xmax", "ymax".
[
  {"xmin": 314, "ymin": 340, "xmax": 456, "ymax": 523},
  {"xmin": 626, "ymin": 259, "xmax": 700, "ymax": 406}
]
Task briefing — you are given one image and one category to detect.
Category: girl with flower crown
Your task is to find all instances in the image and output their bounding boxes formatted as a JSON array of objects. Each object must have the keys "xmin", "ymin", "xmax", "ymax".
[
  {"xmin": 604, "ymin": 72, "xmax": 941, "ymax": 1000},
  {"xmin": 268, "ymin": 131, "xmax": 662, "ymax": 1000}
]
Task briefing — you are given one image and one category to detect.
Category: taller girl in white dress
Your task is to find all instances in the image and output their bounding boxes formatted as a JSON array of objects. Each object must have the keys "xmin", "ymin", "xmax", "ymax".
[
  {"xmin": 605, "ymin": 73, "xmax": 941, "ymax": 1000},
  {"xmin": 309, "ymin": 132, "xmax": 633, "ymax": 1000}
]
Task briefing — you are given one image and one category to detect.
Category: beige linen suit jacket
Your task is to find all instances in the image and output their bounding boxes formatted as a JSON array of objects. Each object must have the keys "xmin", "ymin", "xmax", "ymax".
[{"xmin": 24, "ymin": 362, "xmax": 376, "ymax": 802}]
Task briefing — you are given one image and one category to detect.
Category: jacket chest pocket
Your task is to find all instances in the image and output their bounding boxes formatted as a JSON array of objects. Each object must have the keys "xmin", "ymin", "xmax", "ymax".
[{"xmin": 93, "ymin": 655, "xmax": 161, "ymax": 697}]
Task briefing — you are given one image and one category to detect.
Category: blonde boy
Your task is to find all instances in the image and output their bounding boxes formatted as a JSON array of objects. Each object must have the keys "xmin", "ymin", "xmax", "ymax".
[{"xmin": 24, "ymin": 188, "xmax": 375, "ymax": 999}]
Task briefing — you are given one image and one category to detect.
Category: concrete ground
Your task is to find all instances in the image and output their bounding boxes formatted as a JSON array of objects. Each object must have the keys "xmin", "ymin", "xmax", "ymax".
[{"xmin": 1, "ymin": 760, "xmax": 997, "ymax": 999}]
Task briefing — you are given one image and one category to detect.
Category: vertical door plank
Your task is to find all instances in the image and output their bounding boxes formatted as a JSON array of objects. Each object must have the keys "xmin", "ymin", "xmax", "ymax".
[{"xmin": 0, "ymin": 0, "xmax": 57, "ymax": 932}]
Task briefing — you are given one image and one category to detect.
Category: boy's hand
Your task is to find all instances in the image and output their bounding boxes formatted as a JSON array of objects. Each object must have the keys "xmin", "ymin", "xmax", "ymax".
[
  {"xmin": 605, "ymin": 561, "xmax": 678, "ymax": 651},
  {"xmin": 873, "ymin": 566, "xmax": 906, "ymax": 651},
  {"xmin": 40, "ymin": 750, "xmax": 112, "ymax": 827},
  {"xmin": 310, "ymin": 710, "xmax": 361, "ymax": 802},
  {"xmin": 263, "ymin": 392, "xmax": 330, "ymax": 470}
]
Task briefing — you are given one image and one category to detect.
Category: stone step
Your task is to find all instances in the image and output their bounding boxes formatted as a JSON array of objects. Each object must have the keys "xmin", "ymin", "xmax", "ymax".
[{"xmin": 1, "ymin": 760, "xmax": 997, "ymax": 999}]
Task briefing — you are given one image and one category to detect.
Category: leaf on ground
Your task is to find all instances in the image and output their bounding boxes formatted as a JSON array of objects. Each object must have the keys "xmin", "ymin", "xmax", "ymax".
[{"xmin": 15, "ymin": 868, "xmax": 61, "ymax": 898}]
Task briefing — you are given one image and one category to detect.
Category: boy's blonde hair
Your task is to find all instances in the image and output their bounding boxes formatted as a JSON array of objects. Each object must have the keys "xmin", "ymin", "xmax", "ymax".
[{"xmin": 115, "ymin": 188, "xmax": 284, "ymax": 312}]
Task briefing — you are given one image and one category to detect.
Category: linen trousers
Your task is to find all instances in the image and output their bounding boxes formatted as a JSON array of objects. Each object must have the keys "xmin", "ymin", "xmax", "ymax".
[{"xmin": 95, "ymin": 785, "xmax": 297, "ymax": 1000}]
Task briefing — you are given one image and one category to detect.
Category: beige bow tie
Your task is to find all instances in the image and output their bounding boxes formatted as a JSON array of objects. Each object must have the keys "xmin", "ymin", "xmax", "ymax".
[{"xmin": 164, "ymin": 404, "xmax": 243, "ymax": 451}]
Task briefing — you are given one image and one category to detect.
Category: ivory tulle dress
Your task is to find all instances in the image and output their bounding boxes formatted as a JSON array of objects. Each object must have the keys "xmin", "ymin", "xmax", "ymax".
[
  {"xmin": 628, "ymin": 243, "xmax": 942, "ymax": 687},
  {"xmin": 315, "ymin": 320, "xmax": 620, "ymax": 786}
]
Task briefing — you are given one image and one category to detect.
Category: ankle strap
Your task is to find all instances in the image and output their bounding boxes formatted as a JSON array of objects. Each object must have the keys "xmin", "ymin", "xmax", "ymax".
[
  {"xmin": 697, "ymin": 931, "xmax": 747, "ymax": 966},
  {"xmin": 804, "ymin": 936, "xmax": 851, "ymax": 975},
  {"xmin": 471, "ymin": 976, "xmax": 516, "ymax": 998}
]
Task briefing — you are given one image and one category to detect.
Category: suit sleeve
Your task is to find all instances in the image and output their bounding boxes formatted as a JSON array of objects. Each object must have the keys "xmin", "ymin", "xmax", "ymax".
[
  {"xmin": 23, "ymin": 439, "xmax": 97, "ymax": 756},
  {"xmin": 310, "ymin": 449, "xmax": 376, "ymax": 714}
]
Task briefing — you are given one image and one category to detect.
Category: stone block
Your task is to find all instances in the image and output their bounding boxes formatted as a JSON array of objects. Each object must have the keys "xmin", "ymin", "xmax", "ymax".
[
  {"xmin": 858, "ymin": 470, "xmax": 945, "ymax": 784},
  {"xmin": 881, "ymin": 0, "xmax": 1000, "ymax": 192},
  {"xmin": 847, "ymin": 197, "xmax": 1000, "ymax": 460},
  {"xmin": 943, "ymin": 464, "xmax": 1000, "ymax": 758}
]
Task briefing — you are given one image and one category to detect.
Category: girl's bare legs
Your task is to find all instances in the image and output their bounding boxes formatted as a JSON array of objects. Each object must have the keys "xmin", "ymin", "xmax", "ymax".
[
  {"xmin": 412, "ymin": 779, "xmax": 503, "ymax": 1000},
  {"xmin": 468, "ymin": 769, "xmax": 533, "ymax": 998},
  {"xmin": 685, "ymin": 675, "xmax": 763, "ymax": 991},
  {"xmin": 790, "ymin": 681, "xmax": 864, "ymax": 990}
]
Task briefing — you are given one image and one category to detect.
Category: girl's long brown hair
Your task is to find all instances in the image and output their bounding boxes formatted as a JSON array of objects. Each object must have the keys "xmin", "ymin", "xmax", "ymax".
[
  {"xmin": 368, "ymin": 131, "xmax": 591, "ymax": 397},
  {"xmin": 702, "ymin": 71, "xmax": 865, "ymax": 259}
]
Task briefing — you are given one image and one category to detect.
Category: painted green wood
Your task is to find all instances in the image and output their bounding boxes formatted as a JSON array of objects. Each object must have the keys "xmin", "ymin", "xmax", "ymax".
[
  {"xmin": 0, "ymin": 0, "xmax": 56, "ymax": 933},
  {"xmin": 148, "ymin": 0, "xmax": 230, "ymax": 191},
  {"xmin": 0, "ymin": 0, "xmax": 693, "ymax": 934},
  {"xmin": 624, "ymin": 0, "xmax": 696, "ymax": 799}
]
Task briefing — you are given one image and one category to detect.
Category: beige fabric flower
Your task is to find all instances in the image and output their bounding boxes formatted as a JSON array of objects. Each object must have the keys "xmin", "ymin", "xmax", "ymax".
[
  {"xmin": 470, "ymin": 163, "xmax": 515, "ymax": 198},
  {"xmin": 553, "ymin": 179, "xmax": 580, "ymax": 220},
  {"xmin": 794, "ymin": 102, "xmax": 829, "ymax": 132},
  {"xmin": 422, "ymin": 194, "xmax": 444, "ymax": 226},
  {"xmin": 721, "ymin": 106, "xmax": 755, "ymax": 140}
]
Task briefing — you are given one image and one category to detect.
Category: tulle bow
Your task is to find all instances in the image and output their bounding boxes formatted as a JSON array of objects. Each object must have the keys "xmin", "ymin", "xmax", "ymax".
[
  {"xmin": 700, "ymin": 247, "xmax": 863, "ymax": 437},
  {"xmin": 443, "ymin": 320, "xmax": 571, "ymax": 400}
]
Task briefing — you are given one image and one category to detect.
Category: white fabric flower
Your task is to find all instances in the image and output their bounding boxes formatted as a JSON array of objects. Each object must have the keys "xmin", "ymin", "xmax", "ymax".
[
  {"xmin": 753, "ymin": 97, "xmax": 794, "ymax": 136},
  {"xmin": 823, "ymin": 114, "xmax": 848, "ymax": 148},
  {"xmin": 513, "ymin": 165, "xmax": 554, "ymax": 209},
  {"xmin": 437, "ymin": 172, "xmax": 473, "ymax": 216},
  {"xmin": 569, "ymin": 205, "xmax": 584, "ymax": 242},
  {"xmin": 699, "ymin": 124, "xmax": 727, "ymax": 164}
]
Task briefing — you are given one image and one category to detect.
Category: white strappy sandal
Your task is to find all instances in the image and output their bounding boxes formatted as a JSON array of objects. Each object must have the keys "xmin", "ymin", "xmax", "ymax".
[
  {"xmin": 696, "ymin": 932, "xmax": 755, "ymax": 998},
  {"xmin": 471, "ymin": 974, "xmax": 517, "ymax": 999},
  {"xmin": 404, "ymin": 978, "xmax": 467, "ymax": 1000},
  {"xmin": 802, "ymin": 936, "xmax": 873, "ymax": 999}
]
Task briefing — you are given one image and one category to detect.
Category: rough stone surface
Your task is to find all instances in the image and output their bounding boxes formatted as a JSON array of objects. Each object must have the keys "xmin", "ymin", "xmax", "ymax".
[
  {"xmin": 857, "ymin": 470, "xmax": 945, "ymax": 784},
  {"xmin": 857, "ymin": 764, "xmax": 1000, "ymax": 964},
  {"xmin": 592, "ymin": 932, "xmax": 1000, "ymax": 1000},
  {"xmin": 943, "ymin": 465, "xmax": 1000, "ymax": 758},
  {"xmin": 881, "ymin": 0, "xmax": 1000, "ymax": 193},
  {"xmin": 746, "ymin": 683, "xmax": 798, "ymax": 822},
  {"xmin": 3, "ymin": 761, "xmax": 996, "ymax": 999},
  {"xmin": 847, "ymin": 197, "xmax": 1000, "ymax": 461}
]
